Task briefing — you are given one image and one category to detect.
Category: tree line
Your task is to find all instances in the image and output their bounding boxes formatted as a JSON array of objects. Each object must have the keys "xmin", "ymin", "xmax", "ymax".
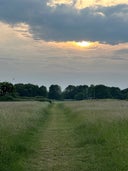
[{"xmin": 0, "ymin": 82, "xmax": 128, "ymax": 101}]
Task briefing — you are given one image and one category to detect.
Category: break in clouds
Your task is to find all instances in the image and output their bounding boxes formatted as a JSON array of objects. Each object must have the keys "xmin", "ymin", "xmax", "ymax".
[{"xmin": 0, "ymin": 0, "xmax": 128, "ymax": 44}]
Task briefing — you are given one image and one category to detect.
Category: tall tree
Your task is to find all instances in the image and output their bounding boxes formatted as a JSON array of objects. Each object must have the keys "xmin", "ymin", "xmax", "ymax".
[
  {"xmin": 121, "ymin": 88, "xmax": 128, "ymax": 99},
  {"xmin": 63, "ymin": 85, "xmax": 76, "ymax": 99},
  {"xmin": 88, "ymin": 84, "xmax": 95, "ymax": 99},
  {"xmin": 14, "ymin": 83, "xmax": 27, "ymax": 96},
  {"xmin": 0, "ymin": 82, "xmax": 14, "ymax": 96},
  {"xmin": 75, "ymin": 85, "xmax": 88, "ymax": 100},
  {"xmin": 39, "ymin": 85, "xmax": 48, "ymax": 97},
  {"xmin": 110, "ymin": 87, "xmax": 122, "ymax": 99},
  {"xmin": 95, "ymin": 85, "xmax": 111, "ymax": 99},
  {"xmin": 15, "ymin": 83, "xmax": 40, "ymax": 97},
  {"xmin": 48, "ymin": 84, "xmax": 62, "ymax": 100}
]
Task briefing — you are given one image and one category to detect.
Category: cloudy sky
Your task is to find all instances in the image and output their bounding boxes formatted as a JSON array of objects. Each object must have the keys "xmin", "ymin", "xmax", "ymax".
[{"xmin": 0, "ymin": 0, "xmax": 128, "ymax": 89}]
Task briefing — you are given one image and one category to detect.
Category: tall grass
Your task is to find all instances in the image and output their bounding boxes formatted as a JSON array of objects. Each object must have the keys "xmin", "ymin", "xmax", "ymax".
[
  {"xmin": 1, "ymin": 100, "xmax": 128, "ymax": 171},
  {"xmin": 64, "ymin": 100, "xmax": 128, "ymax": 170},
  {"xmin": 0, "ymin": 102, "xmax": 49, "ymax": 171}
]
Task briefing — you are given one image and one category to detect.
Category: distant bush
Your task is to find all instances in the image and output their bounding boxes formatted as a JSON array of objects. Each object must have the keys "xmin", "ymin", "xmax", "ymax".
[{"xmin": 0, "ymin": 95, "xmax": 14, "ymax": 101}]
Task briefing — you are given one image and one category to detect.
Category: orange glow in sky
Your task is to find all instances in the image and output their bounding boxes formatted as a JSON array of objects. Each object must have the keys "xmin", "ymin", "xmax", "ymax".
[
  {"xmin": 76, "ymin": 41, "xmax": 91, "ymax": 47},
  {"xmin": 45, "ymin": 40, "xmax": 100, "ymax": 50}
]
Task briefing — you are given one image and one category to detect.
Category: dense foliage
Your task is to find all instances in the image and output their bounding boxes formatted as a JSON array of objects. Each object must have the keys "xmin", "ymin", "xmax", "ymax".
[{"xmin": 0, "ymin": 82, "xmax": 128, "ymax": 100}]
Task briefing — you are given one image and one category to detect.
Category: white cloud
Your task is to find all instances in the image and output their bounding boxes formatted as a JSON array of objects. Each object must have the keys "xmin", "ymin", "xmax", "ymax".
[
  {"xmin": 47, "ymin": 0, "xmax": 128, "ymax": 9},
  {"xmin": 75, "ymin": 0, "xmax": 128, "ymax": 9},
  {"xmin": 47, "ymin": 0, "xmax": 73, "ymax": 7}
]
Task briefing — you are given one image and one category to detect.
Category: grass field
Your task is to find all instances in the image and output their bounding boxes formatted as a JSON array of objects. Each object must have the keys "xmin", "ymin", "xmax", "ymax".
[{"xmin": 1, "ymin": 100, "xmax": 128, "ymax": 170}]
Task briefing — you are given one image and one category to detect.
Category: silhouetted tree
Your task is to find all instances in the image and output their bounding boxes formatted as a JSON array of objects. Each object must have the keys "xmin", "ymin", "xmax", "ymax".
[
  {"xmin": 15, "ymin": 83, "xmax": 27, "ymax": 96},
  {"xmin": 75, "ymin": 85, "xmax": 88, "ymax": 99},
  {"xmin": 110, "ymin": 87, "xmax": 122, "ymax": 99},
  {"xmin": 48, "ymin": 84, "xmax": 62, "ymax": 100},
  {"xmin": 0, "ymin": 82, "xmax": 14, "ymax": 96},
  {"xmin": 0, "ymin": 82, "xmax": 126, "ymax": 101},
  {"xmin": 39, "ymin": 85, "xmax": 48, "ymax": 97},
  {"xmin": 121, "ymin": 88, "xmax": 128, "ymax": 99},
  {"xmin": 63, "ymin": 85, "xmax": 76, "ymax": 99},
  {"xmin": 88, "ymin": 84, "xmax": 95, "ymax": 99},
  {"xmin": 95, "ymin": 85, "xmax": 111, "ymax": 99}
]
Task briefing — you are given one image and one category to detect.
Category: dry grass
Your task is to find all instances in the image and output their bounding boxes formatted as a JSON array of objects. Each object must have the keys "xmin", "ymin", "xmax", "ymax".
[
  {"xmin": 64, "ymin": 99, "xmax": 128, "ymax": 122},
  {"xmin": 0, "ymin": 102, "xmax": 44, "ymax": 131}
]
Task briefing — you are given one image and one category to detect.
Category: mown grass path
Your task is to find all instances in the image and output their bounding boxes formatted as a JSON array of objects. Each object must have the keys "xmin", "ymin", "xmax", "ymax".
[{"xmin": 26, "ymin": 104, "xmax": 80, "ymax": 171}]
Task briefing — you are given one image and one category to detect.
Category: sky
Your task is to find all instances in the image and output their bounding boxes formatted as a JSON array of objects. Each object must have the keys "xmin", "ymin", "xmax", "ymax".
[{"xmin": 0, "ymin": 0, "xmax": 128, "ymax": 89}]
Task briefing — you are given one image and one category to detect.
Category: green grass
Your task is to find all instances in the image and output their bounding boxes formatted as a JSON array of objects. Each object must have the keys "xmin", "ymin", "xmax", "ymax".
[
  {"xmin": 0, "ymin": 101, "xmax": 50, "ymax": 171},
  {"xmin": 1, "ymin": 100, "xmax": 128, "ymax": 170},
  {"xmin": 64, "ymin": 100, "xmax": 128, "ymax": 170}
]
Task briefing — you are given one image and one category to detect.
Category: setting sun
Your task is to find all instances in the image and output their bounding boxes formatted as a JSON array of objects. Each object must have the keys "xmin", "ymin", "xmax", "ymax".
[{"xmin": 76, "ymin": 41, "xmax": 91, "ymax": 47}]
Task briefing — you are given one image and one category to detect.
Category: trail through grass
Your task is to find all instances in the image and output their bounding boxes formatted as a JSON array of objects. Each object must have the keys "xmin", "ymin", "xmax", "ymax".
[
  {"xmin": 26, "ymin": 104, "xmax": 78, "ymax": 171},
  {"xmin": 1, "ymin": 100, "xmax": 128, "ymax": 170},
  {"xmin": 25, "ymin": 101, "xmax": 128, "ymax": 171}
]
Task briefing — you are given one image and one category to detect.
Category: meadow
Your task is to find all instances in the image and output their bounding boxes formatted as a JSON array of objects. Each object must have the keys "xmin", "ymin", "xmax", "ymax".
[{"xmin": 1, "ymin": 100, "xmax": 128, "ymax": 170}]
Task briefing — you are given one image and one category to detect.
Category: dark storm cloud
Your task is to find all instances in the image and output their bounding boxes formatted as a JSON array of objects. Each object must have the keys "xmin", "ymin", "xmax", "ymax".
[
  {"xmin": 0, "ymin": 0, "xmax": 128, "ymax": 44},
  {"xmin": 0, "ymin": 0, "xmax": 47, "ymax": 23}
]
